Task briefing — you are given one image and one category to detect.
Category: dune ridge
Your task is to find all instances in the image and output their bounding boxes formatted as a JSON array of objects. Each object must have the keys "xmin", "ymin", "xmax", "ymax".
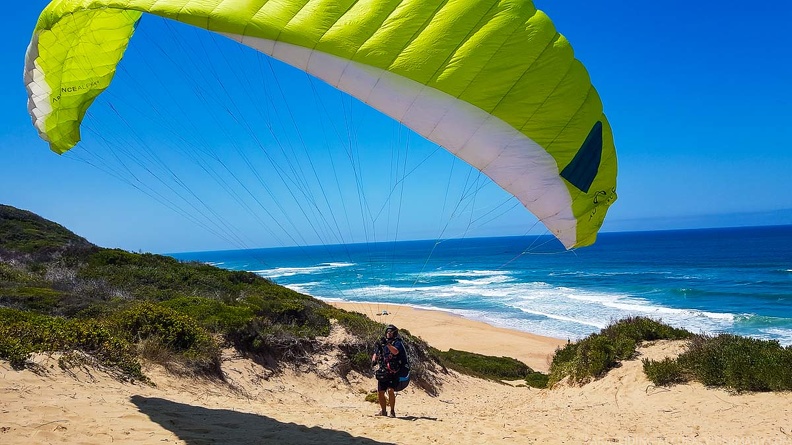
[{"xmin": 1, "ymin": 303, "xmax": 790, "ymax": 444}]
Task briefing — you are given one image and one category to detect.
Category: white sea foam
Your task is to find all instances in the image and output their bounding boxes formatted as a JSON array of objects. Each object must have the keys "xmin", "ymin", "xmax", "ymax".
[
  {"xmin": 601, "ymin": 301, "xmax": 735, "ymax": 321},
  {"xmin": 473, "ymin": 282, "xmax": 735, "ymax": 338},
  {"xmin": 282, "ymin": 282, "xmax": 321, "ymax": 294},
  {"xmin": 513, "ymin": 307, "xmax": 607, "ymax": 329},
  {"xmin": 419, "ymin": 269, "xmax": 513, "ymax": 278},
  {"xmin": 410, "ymin": 306, "xmax": 595, "ymax": 341},
  {"xmin": 253, "ymin": 262, "xmax": 355, "ymax": 278},
  {"xmin": 282, "ymin": 264, "xmax": 776, "ymax": 345},
  {"xmin": 456, "ymin": 275, "xmax": 513, "ymax": 286},
  {"xmin": 758, "ymin": 328, "xmax": 792, "ymax": 346},
  {"xmin": 549, "ymin": 270, "xmax": 669, "ymax": 278},
  {"xmin": 561, "ymin": 289, "xmax": 623, "ymax": 304}
]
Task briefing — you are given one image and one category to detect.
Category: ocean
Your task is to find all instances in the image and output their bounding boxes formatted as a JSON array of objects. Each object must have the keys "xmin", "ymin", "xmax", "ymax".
[{"xmin": 172, "ymin": 225, "xmax": 792, "ymax": 346}]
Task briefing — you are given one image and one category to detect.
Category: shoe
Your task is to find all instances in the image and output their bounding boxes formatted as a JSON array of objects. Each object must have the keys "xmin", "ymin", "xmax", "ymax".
[{"xmin": 390, "ymin": 410, "xmax": 396, "ymax": 417}]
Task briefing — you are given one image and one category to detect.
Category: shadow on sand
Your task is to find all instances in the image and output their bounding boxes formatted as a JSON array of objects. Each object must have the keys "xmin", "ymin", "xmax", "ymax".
[
  {"xmin": 398, "ymin": 415, "xmax": 438, "ymax": 421},
  {"xmin": 131, "ymin": 395, "xmax": 395, "ymax": 445}
]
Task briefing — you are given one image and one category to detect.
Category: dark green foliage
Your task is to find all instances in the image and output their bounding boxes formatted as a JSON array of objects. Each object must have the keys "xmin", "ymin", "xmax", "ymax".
[
  {"xmin": 0, "ymin": 205, "xmax": 93, "ymax": 253},
  {"xmin": 351, "ymin": 351, "xmax": 372, "ymax": 370},
  {"xmin": 644, "ymin": 334, "xmax": 792, "ymax": 392},
  {"xmin": 109, "ymin": 302, "xmax": 221, "ymax": 375},
  {"xmin": 562, "ymin": 335, "xmax": 619, "ymax": 383},
  {"xmin": 1, "ymin": 286, "xmax": 68, "ymax": 312},
  {"xmin": 0, "ymin": 204, "xmax": 444, "ymax": 392},
  {"xmin": 161, "ymin": 296, "xmax": 254, "ymax": 332},
  {"xmin": 0, "ymin": 308, "xmax": 144, "ymax": 381},
  {"xmin": 223, "ymin": 295, "xmax": 336, "ymax": 363},
  {"xmin": 227, "ymin": 316, "xmax": 317, "ymax": 362},
  {"xmin": 0, "ymin": 262, "xmax": 29, "ymax": 282},
  {"xmin": 548, "ymin": 317, "xmax": 693, "ymax": 385},
  {"xmin": 244, "ymin": 293, "xmax": 331, "ymax": 335},
  {"xmin": 642, "ymin": 357, "xmax": 689, "ymax": 386},
  {"xmin": 601, "ymin": 316, "xmax": 692, "ymax": 343},
  {"xmin": 111, "ymin": 302, "xmax": 216, "ymax": 353},
  {"xmin": 433, "ymin": 348, "xmax": 532, "ymax": 380},
  {"xmin": 524, "ymin": 370, "xmax": 549, "ymax": 388}
]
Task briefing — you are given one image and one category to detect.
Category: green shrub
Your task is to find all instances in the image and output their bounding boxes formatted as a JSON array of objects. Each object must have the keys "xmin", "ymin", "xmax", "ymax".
[
  {"xmin": 0, "ymin": 205, "xmax": 92, "ymax": 253},
  {"xmin": 434, "ymin": 348, "xmax": 531, "ymax": 380},
  {"xmin": 244, "ymin": 295, "xmax": 331, "ymax": 334},
  {"xmin": 26, "ymin": 261, "xmax": 47, "ymax": 275},
  {"xmin": 676, "ymin": 334, "xmax": 792, "ymax": 392},
  {"xmin": 161, "ymin": 296, "xmax": 255, "ymax": 332},
  {"xmin": 580, "ymin": 334, "xmax": 619, "ymax": 378},
  {"xmin": 525, "ymin": 371, "xmax": 549, "ymax": 388},
  {"xmin": 0, "ymin": 336, "xmax": 32, "ymax": 369},
  {"xmin": 548, "ymin": 317, "xmax": 693, "ymax": 386},
  {"xmin": 601, "ymin": 316, "xmax": 692, "ymax": 345},
  {"xmin": 0, "ymin": 263, "xmax": 30, "ymax": 283},
  {"xmin": 0, "ymin": 308, "xmax": 144, "ymax": 380},
  {"xmin": 643, "ymin": 357, "xmax": 689, "ymax": 386},
  {"xmin": 2, "ymin": 286, "xmax": 64, "ymax": 312},
  {"xmin": 109, "ymin": 302, "xmax": 220, "ymax": 375},
  {"xmin": 219, "ymin": 295, "xmax": 335, "ymax": 363},
  {"xmin": 351, "ymin": 351, "xmax": 373, "ymax": 371}
]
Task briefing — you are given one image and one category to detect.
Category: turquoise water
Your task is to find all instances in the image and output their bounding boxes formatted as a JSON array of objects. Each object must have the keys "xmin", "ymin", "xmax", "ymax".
[{"xmin": 173, "ymin": 225, "xmax": 792, "ymax": 345}]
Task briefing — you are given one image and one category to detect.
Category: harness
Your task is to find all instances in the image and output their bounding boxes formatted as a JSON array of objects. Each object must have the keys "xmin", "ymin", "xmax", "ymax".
[{"xmin": 375, "ymin": 338, "xmax": 411, "ymax": 391}]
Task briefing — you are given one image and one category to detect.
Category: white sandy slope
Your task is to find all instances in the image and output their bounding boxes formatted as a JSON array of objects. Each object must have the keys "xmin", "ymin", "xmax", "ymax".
[{"xmin": 1, "ymin": 304, "xmax": 791, "ymax": 444}]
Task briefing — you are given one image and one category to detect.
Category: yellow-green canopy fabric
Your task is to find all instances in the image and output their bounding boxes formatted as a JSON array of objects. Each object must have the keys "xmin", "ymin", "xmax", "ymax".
[{"xmin": 24, "ymin": 0, "xmax": 618, "ymax": 248}]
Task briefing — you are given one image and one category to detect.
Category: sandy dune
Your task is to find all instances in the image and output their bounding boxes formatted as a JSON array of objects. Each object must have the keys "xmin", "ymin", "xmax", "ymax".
[{"xmin": 1, "ymin": 303, "xmax": 790, "ymax": 444}]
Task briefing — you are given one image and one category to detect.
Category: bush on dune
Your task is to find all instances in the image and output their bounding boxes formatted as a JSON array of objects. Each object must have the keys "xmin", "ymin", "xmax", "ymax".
[
  {"xmin": 644, "ymin": 334, "xmax": 792, "ymax": 392},
  {"xmin": 0, "ymin": 300, "xmax": 225, "ymax": 381},
  {"xmin": 642, "ymin": 357, "xmax": 687, "ymax": 386},
  {"xmin": 548, "ymin": 317, "xmax": 692, "ymax": 386},
  {"xmin": 161, "ymin": 296, "xmax": 255, "ymax": 332},
  {"xmin": 0, "ymin": 307, "xmax": 145, "ymax": 381},
  {"xmin": 109, "ymin": 302, "xmax": 222, "ymax": 377},
  {"xmin": 432, "ymin": 348, "xmax": 533, "ymax": 380}
]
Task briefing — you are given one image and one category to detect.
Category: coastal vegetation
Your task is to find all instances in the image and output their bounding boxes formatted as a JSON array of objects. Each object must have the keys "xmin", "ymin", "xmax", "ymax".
[
  {"xmin": 547, "ymin": 317, "xmax": 692, "ymax": 386},
  {"xmin": 433, "ymin": 348, "xmax": 531, "ymax": 379},
  {"xmin": 1, "ymin": 204, "xmax": 790, "ymax": 393},
  {"xmin": 429, "ymin": 348, "xmax": 549, "ymax": 387},
  {"xmin": 643, "ymin": 334, "xmax": 792, "ymax": 392},
  {"xmin": 547, "ymin": 317, "xmax": 792, "ymax": 392},
  {"xmin": 0, "ymin": 204, "xmax": 442, "ymax": 392}
]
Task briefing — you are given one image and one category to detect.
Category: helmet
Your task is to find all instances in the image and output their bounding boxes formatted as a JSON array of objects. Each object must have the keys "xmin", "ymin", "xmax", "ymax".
[{"xmin": 385, "ymin": 324, "xmax": 398, "ymax": 334}]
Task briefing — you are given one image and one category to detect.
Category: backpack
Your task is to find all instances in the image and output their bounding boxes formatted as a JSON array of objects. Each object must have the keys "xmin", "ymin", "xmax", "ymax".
[{"xmin": 375, "ymin": 338, "xmax": 411, "ymax": 391}]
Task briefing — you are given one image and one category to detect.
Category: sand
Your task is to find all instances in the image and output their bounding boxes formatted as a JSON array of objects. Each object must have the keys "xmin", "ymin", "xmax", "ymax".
[
  {"xmin": 2, "ymin": 302, "xmax": 791, "ymax": 444},
  {"xmin": 329, "ymin": 301, "xmax": 566, "ymax": 373}
]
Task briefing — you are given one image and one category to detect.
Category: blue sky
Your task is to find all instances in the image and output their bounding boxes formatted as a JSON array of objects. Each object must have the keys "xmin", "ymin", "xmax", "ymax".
[{"xmin": 2, "ymin": 1, "xmax": 791, "ymax": 253}]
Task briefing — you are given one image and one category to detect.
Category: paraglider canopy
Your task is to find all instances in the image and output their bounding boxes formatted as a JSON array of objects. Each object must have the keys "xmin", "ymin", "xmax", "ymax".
[{"xmin": 24, "ymin": 0, "xmax": 617, "ymax": 249}]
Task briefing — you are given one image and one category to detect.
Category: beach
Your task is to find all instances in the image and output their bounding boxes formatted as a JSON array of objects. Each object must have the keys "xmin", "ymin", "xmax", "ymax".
[
  {"xmin": 2, "ymin": 303, "xmax": 791, "ymax": 444},
  {"xmin": 329, "ymin": 301, "xmax": 567, "ymax": 373}
]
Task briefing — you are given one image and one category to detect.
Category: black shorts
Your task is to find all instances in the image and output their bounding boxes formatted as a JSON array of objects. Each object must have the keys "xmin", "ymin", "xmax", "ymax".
[{"xmin": 377, "ymin": 375, "xmax": 400, "ymax": 392}]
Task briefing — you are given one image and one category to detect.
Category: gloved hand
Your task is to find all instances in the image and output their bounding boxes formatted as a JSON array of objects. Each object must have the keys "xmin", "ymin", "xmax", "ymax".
[{"xmin": 379, "ymin": 337, "xmax": 387, "ymax": 346}]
